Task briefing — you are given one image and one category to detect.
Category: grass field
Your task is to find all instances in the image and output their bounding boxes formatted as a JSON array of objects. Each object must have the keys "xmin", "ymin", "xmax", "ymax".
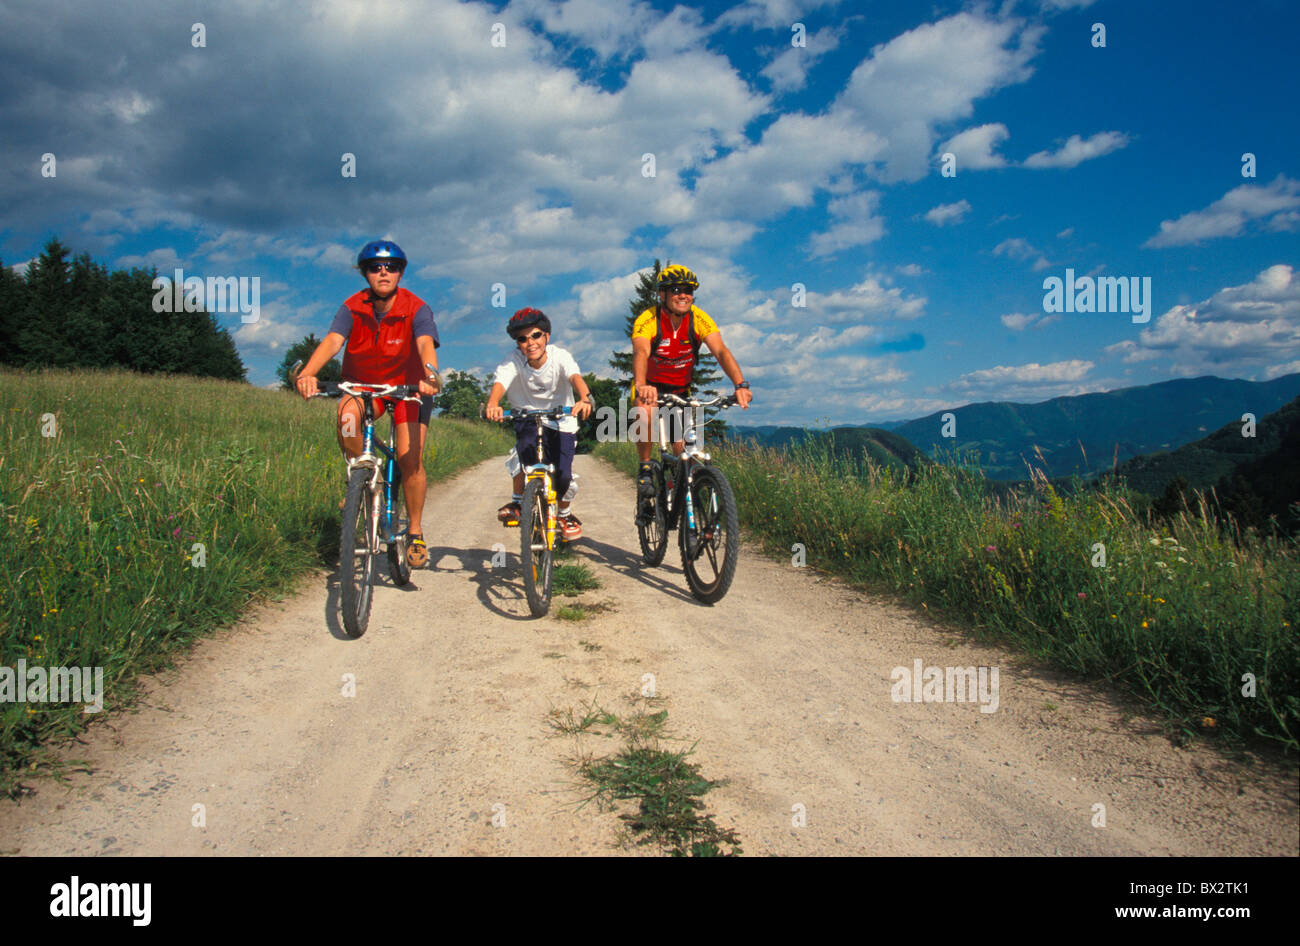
[
  {"xmin": 594, "ymin": 437, "xmax": 1299, "ymax": 753},
  {"xmin": 0, "ymin": 367, "xmax": 512, "ymax": 793}
]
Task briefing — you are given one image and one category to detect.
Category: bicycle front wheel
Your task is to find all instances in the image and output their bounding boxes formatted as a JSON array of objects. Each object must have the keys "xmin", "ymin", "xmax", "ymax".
[
  {"xmin": 520, "ymin": 477, "xmax": 554, "ymax": 617},
  {"xmin": 679, "ymin": 465, "xmax": 739, "ymax": 604},
  {"xmin": 339, "ymin": 466, "xmax": 378, "ymax": 637}
]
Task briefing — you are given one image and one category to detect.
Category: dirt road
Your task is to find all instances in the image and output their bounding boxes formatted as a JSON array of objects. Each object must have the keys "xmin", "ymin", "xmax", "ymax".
[{"xmin": 2, "ymin": 454, "xmax": 1295, "ymax": 856}]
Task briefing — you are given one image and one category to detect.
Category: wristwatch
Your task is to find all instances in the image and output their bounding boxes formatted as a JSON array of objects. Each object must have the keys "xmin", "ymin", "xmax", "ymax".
[{"xmin": 735, "ymin": 381, "xmax": 750, "ymax": 390}]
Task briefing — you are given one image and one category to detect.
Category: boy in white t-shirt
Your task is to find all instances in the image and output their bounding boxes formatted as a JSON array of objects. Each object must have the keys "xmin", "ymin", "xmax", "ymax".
[{"xmin": 485, "ymin": 308, "xmax": 594, "ymax": 540}]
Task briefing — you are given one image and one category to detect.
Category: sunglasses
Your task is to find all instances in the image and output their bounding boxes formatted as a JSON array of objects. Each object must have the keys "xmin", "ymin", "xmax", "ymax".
[
  {"xmin": 516, "ymin": 330, "xmax": 546, "ymax": 343},
  {"xmin": 365, "ymin": 261, "xmax": 403, "ymax": 274},
  {"xmin": 665, "ymin": 286, "xmax": 694, "ymax": 295}
]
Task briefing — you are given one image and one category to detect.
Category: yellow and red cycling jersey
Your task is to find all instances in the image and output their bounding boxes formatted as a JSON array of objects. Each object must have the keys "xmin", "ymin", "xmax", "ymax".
[{"xmin": 632, "ymin": 305, "xmax": 719, "ymax": 388}]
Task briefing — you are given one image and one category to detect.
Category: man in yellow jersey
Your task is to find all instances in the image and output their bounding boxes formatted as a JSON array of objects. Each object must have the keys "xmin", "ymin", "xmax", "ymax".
[{"xmin": 631, "ymin": 264, "xmax": 752, "ymax": 505}]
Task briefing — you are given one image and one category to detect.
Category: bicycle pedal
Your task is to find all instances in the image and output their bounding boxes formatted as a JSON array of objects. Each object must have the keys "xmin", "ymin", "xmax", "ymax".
[{"xmin": 502, "ymin": 518, "xmax": 519, "ymax": 528}]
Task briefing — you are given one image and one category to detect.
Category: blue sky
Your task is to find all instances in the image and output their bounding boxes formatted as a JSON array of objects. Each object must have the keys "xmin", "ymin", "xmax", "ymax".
[{"xmin": 2, "ymin": 0, "xmax": 1297, "ymax": 425}]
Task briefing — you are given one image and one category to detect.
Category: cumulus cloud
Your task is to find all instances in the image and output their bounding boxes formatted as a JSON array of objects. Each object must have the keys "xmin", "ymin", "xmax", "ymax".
[
  {"xmin": 946, "ymin": 359, "xmax": 1098, "ymax": 400},
  {"xmin": 1104, "ymin": 265, "xmax": 1300, "ymax": 378},
  {"xmin": 1143, "ymin": 176, "xmax": 1300, "ymax": 248},
  {"xmin": 937, "ymin": 123, "xmax": 1010, "ymax": 170},
  {"xmin": 923, "ymin": 199, "xmax": 971, "ymax": 227},
  {"xmin": 809, "ymin": 191, "xmax": 886, "ymax": 256},
  {"xmin": 834, "ymin": 12, "xmax": 1043, "ymax": 182},
  {"xmin": 1022, "ymin": 131, "xmax": 1129, "ymax": 169},
  {"xmin": 992, "ymin": 237, "xmax": 1051, "ymax": 271},
  {"xmin": 761, "ymin": 26, "xmax": 842, "ymax": 93}
]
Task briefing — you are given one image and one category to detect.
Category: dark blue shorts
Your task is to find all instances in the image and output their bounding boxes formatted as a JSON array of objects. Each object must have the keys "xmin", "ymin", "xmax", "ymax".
[{"xmin": 514, "ymin": 421, "xmax": 576, "ymax": 500}]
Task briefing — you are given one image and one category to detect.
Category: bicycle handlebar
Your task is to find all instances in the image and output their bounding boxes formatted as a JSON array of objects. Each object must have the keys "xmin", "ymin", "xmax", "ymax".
[
  {"xmin": 312, "ymin": 381, "xmax": 423, "ymax": 403},
  {"xmin": 656, "ymin": 392, "xmax": 739, "ymax": 409},
  {"xmin": 500, "ymin": 406, "xmax": 573, "ymax": 420}
]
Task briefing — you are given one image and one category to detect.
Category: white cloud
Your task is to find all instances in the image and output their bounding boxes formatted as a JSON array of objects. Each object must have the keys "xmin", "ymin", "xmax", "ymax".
[
  {"xmin": 923, "ymin": 199, "xmax": 971, "ymax": 227},
  {"xmin": 506, "ymin": 0, "xmax": 657, "ymax": 60},
  {"xmin": 718, "ymin": 0, "xmax": 844, "ymax": 30},
  {"xmin": 809, "ymin": 191, "xmax": 886, "ymax": 256},
  {"xmin": 937, "ymin": 123, "xmax": 1009, "ymax": 170},
  {"xmin": 834, "ymin": 12, "xmax": 1043, "ymax": 182},
  {"xmin": 1000, "ymin": 312, "xmax": 1037, "ymax": 330},
  {"xmin": 992, "ymin": 237, "xmax": 1050, "ymax": 271},
  {"xmin": 760, "ymin": 26, "xmax": 842, "ymax": 93},
  {"xmin": 1143, "ymin": 176, "xmax": 1300, "ymax": 248},
  {"xmin": 1105, "ymin": 264, "xmax": 1300, "ymax": 376},
  {"xmin": 946, "ymin": 359, "xmax": 1096, "ymax": 399},
  {"xmin": 1022, "ymin": 131, "xmax": 1129, "ymax": 169}
]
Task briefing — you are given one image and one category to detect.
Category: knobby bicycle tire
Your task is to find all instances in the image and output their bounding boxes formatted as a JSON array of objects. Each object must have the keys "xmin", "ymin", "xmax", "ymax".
[
  {"xmin": 520, "ymin": 477, "xmax": 554, "ymax": 617},
  {"xmin": 637, "ymin": 462, "xmax": 668, "ymax": 566},
  {"xmin": 340, "ymin": 466, "xmax": 378, "ymax": 636},
  {"xmin": 387, "ymin": 473, "xmax": 411, "ymax": 586},
  {"xmin": 679, "ymin": 465, "xmax": 740, "ymax": 604}
]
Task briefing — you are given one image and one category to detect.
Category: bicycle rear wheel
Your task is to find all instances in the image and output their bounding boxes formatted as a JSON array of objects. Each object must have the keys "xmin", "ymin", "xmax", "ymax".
[
  {"xmin": 520, "ymin": 477, "xmax": 554, "ymax": 616},
  {"xmin": 340, "ymin": 466, "xmax": 378, "ymax": 636},
  {"xmin": 387, "ymin": 474, "xmax": 411, "ymax": 586},
  {"xmin": 679, "ymin": 465, "xmax": 739, "ymax": 604},
  {"xmin": 636, "ymin": 463, "xmax": 668, "ymax": 565}
]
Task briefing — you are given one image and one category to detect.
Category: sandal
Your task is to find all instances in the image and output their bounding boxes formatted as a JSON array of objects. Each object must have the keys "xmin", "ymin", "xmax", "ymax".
[
  {"xmin": 498, "ymin": 501, "xmax": 522, "ymax": 523},
  {"xmin": 406, "ymin": 534, "xmax": 429, "ymax": 568},
  {"xmin": 558, "ymin": 514, "xmax": 582, "ymax": 541}
]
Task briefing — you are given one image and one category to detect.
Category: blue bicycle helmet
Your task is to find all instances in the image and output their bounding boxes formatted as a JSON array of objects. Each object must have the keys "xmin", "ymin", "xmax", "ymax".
[{"xmin": 357, "ymin": 240, "xmax": 407, "ymax": 270}]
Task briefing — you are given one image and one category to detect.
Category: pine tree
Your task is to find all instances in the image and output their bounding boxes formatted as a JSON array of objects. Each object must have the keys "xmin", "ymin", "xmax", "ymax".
[
  {"xmin": 0, "ymin": 257, "xmax": 30, "ymax": 361},
  {"xmin": 277, "ymin": 333, "xmax": 342, "ymax": 389}
]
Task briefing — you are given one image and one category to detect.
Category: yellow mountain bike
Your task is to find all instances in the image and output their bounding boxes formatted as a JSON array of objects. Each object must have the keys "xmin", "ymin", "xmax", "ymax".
[{"xmin": 500, "ymin": 406, "xmax": 572, "ymax": 616}]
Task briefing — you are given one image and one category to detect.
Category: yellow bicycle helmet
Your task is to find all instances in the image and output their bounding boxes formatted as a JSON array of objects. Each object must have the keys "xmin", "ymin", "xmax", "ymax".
[{"xmin": 658, "ymin": 264, "xmax": 699, "ymax": 292}]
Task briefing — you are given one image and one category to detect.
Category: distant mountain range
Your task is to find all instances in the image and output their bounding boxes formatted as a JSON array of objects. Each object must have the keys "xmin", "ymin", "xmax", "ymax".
[
  {"xmin": 731, "ymin": 374, "xmax": 1300, "ymax": 482},
  {"xmin": 1108, "ymin": 394, "xmax": 1300, "ymax": 532}
]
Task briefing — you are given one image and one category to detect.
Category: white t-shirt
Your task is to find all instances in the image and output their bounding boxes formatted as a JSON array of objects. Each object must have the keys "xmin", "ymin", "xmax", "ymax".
[{"xmin": 493, "ymin": 345, "xmax": 582, "ymax": 433}]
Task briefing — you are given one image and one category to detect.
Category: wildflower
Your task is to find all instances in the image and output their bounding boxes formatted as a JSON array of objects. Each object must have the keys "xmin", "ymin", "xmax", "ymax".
[
  {"xmin": 985, "ymin": 545, "xmax": 997, "ymax": 554},
  {"xmin": 1141, "ymin": 620, "xmax": 1149, "ymax": 628},
  {"xmin": 138, "ymin": 478, "xmax": 144, "ymax": 483},
  {"xmin": 172, "ymin": 527, "xmax": 182, "ymax": 537},
  {"xmin": 1110, "ymin": 614, "xmax": 1116, "ymax": 619},
  {"xmin": 1149, "ymin": 538, "xmax": 1160, "ymax": 546},
  {"xmin": 1201, "ymin": 717, "xmax": 1217, "ymax": 729},
  {"xmin": 1154, "ymin": 597, "xmax": 1165, "ymax": 604},
  {"xmin": 1077, "ymin": 592, "xmax": 1087, "ymax": 599}
]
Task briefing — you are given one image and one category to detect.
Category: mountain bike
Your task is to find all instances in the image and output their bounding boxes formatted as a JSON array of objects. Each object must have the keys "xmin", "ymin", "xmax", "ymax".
[
  {"xmin": 304, "ymin": 378, "xmax": 423, "ymax": 637},
  {"xmin": 636, "ymin": 392, "xmax": 740, "ymax": 603},
  {"xmin": 499, "ymin": 406, "xmax": 572, "ymax": 617}
]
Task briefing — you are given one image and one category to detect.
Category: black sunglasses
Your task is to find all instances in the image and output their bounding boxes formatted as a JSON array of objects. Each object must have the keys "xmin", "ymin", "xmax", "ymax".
[
  {"xmin": 515, "ymin": 330, "xmax": 546, "ymax": 343},
  {"xmin": 365, "ymin": 261, "xmax": 403, "ymax": 274}
]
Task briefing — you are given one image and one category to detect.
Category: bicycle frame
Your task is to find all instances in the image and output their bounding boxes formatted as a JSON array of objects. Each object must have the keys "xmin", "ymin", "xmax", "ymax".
[
  {"xmin": 504, "ymin": 407, "xmax": 571, "ymax": 551},
  {"xmin": 654, "ymin": 397, "xmax": 715, "ymax": 533},
  {"xmin": 322, "ymin": 382, "xmax": 421, "ymax": 546}
]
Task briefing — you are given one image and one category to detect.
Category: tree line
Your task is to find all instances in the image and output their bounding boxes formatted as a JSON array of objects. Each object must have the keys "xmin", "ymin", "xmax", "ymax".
[{"xmin": 0, "ymin": 238, "xmax": 246, "ymax": 381}]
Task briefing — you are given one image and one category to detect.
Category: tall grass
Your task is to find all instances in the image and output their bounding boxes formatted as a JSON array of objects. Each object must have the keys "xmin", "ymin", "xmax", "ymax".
[
  {"xmin": 594, "ymin": 437, "xmax": 1298, "ymax": 751},
  {"xmin": 0, "ymin": 368, "xmax": 512, "ymax": 791}
]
